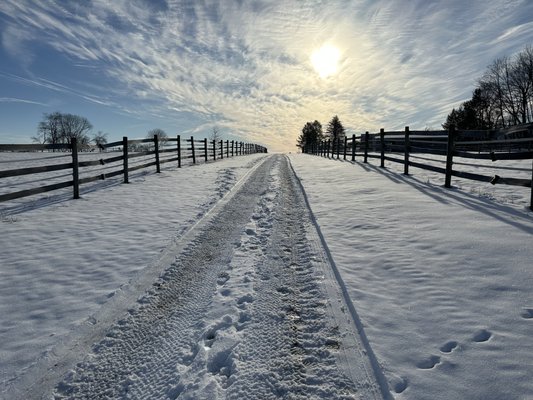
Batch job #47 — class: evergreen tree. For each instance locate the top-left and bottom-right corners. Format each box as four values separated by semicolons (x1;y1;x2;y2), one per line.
325;115;346;143
297;120;322;152
442;89;495;130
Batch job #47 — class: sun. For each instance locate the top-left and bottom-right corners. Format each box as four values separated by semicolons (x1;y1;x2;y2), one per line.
311;44;340;78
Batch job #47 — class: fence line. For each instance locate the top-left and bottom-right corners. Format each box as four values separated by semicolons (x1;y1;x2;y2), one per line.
0;135;267;203
303;124;533;210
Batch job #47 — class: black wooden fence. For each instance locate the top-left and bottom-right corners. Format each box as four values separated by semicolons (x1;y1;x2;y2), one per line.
304;124;533;210
0;135;267;203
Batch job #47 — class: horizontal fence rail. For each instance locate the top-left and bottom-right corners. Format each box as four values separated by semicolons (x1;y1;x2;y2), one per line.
0;135;267;203
303;124;533;210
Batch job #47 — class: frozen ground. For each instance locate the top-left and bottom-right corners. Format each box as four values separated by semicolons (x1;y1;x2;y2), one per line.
1;151;532;399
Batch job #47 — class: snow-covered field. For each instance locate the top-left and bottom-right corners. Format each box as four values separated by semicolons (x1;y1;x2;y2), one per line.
1;151;532;399
0;146;190;201
289;153;533;399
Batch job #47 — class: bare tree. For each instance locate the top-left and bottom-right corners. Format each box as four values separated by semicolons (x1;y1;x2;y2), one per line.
511;46;533;123
448;45;533;129
35;112;92;149
36;112;62;145
59;113;93;146
146;128;168;147
92;131;108;151
210;127;222;142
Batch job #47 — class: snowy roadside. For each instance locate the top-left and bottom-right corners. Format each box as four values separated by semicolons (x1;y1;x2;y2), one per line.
0;154;267;394
288;153;533;400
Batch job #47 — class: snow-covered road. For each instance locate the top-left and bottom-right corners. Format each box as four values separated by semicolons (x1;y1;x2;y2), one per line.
14;155;383;399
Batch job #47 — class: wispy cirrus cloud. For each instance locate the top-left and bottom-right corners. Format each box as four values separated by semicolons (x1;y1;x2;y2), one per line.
0;97;47;106
0;0;531;150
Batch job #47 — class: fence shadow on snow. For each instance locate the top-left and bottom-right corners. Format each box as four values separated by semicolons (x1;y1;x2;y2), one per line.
303;123;533;212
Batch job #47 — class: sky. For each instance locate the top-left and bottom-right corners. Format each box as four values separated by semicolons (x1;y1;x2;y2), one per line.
0;0;532;152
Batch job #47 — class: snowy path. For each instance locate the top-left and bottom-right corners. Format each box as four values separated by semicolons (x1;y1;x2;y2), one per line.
21;155;383;399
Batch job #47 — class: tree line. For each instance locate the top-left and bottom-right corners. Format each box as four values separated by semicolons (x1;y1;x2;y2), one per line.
444;45;533;130
32;112;169;151
297;115;346;151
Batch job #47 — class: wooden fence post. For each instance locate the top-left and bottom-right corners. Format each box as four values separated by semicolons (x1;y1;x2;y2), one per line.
380;128;385;168
231;140;234;157
154;134;160;173
212;140;216;160
351;134;356;161
204;138;208;162
123;136;129;182
177;135;181;168
226;140;229;157
530;160;533;211
445;125;456;188
364;132;369;163
343;136;348;160
220;140;224;159
404;126;410;175
71;138;80;199
191;136;196;164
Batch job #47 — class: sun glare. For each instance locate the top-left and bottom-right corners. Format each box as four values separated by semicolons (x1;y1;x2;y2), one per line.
311;44;340;78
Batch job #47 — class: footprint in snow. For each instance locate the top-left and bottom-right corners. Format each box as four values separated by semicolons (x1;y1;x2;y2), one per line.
472;329;492;343
416;355;441;369
440;341;458;353
276;286;292;295
217;272;230;285
237;294;254;306
389;374;408;394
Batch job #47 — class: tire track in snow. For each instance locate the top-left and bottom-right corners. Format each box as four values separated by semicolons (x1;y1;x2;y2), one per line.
50;156;278;400
222;156;378;399
49;155;382;399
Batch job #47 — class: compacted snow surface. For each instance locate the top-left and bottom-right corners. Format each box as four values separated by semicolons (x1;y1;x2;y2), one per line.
1;151;532;399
